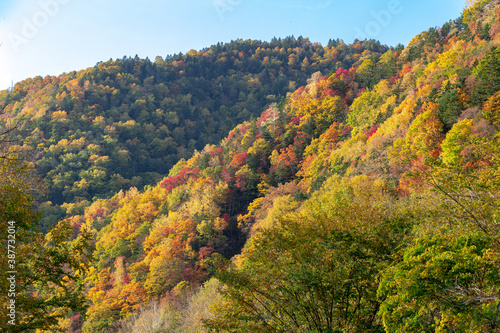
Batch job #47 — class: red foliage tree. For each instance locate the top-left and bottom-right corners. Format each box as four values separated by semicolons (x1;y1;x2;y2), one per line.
161;167;200;192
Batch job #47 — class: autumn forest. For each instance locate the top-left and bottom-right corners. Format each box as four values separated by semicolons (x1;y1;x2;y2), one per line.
1;0;500;332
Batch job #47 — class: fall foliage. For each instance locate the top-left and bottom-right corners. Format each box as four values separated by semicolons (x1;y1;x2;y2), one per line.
2;1;500;332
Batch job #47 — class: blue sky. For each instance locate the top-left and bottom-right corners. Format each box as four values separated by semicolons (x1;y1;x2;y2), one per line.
0;0;465;91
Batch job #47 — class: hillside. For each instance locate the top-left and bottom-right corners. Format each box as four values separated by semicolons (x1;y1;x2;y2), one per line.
2;0;500;332
0;37;389;230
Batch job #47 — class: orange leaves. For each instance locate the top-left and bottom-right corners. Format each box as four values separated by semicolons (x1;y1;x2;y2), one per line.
144;214;196;258
229;152;248;170
271;145;300;182
114;256;127;287
94;185;167;267
170;219;197;257
315;76;336;99
391;103;444;165
298;122;341;181
390;103;444;193
142;225;167;254
279;145;299;168
320;122;341;144
401;64;412;76
483;90;500;127
87;276;148;321
117;281;148;315
289;84;344;137
489;21;500;41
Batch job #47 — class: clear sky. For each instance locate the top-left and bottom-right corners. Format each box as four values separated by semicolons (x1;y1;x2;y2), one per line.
0;0;465;91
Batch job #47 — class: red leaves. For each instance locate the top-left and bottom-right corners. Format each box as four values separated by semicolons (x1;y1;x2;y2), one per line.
209;147;224;156
227;131;237;142
292;116;302;125
161;167;200;192
257;106;279;127
235;175;247;190
323;88;338;97
221;167;232;184
364;124;380;138
294;132;310;150
356;88;367;97
390;74;400;86
239;126;250;135
335;66;357;83
414;107;424;117
69;314;83;333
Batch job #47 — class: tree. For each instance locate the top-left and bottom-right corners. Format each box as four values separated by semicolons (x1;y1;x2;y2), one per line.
378;233;500;332
437;83;463;131
423;103;500;239
473;46;500;101
0;137;93;332
206;176;412;332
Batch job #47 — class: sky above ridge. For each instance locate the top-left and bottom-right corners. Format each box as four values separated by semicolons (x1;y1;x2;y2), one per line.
0;0;465;90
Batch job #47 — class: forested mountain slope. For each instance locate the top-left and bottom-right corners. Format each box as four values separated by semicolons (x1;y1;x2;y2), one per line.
2;0;500;332
0;37;389;229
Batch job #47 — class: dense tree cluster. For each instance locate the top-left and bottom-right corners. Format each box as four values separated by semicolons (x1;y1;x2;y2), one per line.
0;37;390;231
0;128;93;332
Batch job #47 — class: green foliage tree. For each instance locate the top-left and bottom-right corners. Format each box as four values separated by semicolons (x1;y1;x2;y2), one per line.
473;46;500;101
206;176;412;333
0;141;93;332
437;83;463;131
378;233;500;332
